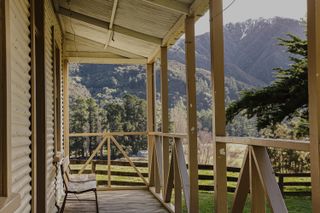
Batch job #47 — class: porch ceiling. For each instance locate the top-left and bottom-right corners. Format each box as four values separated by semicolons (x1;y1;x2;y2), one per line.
53;0;208;64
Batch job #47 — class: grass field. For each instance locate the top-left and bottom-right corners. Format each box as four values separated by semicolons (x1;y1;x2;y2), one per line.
194;191;311;213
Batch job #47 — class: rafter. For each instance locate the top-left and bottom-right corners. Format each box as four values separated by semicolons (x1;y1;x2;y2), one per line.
57;7;162;45
104;0;119;48
67;55;147;64
139;0;190;14
64;33;146;59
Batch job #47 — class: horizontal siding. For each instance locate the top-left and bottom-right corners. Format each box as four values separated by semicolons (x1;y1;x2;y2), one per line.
9;0;32;212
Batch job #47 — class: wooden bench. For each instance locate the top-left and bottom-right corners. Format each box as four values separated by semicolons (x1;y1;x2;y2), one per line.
60;157;99;213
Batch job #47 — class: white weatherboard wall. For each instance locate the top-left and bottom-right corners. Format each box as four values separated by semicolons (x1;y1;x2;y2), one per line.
9;0;32;212
45;0;64;212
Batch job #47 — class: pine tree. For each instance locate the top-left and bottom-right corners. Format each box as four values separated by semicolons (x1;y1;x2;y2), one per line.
226;34;308;135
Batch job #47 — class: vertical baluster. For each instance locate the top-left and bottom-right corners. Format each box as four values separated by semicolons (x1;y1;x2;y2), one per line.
174;143;182;213
108;135;111;188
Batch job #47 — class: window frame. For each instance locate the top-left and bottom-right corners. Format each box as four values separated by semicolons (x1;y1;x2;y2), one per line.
52;26;62;154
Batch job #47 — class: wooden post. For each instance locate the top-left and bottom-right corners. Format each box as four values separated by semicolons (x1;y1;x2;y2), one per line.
307;0;320;211
185;15;199;212
0;0;11;197
35;0;46;211
278;174;284;196
30;0;37;211
210;0;228;212
161;46;169;195
63;60;69;157
91;161;96;173
146;63;155;184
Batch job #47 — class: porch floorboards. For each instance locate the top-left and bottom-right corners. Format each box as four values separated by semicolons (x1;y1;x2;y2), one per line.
64;189;169;213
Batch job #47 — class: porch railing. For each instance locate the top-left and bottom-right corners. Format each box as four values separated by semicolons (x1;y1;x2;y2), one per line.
69;132;311;213
69;159;311;196
215;136;310;213
69;131;148;190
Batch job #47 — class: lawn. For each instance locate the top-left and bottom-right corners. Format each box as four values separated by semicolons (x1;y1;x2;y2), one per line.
193;191;311;213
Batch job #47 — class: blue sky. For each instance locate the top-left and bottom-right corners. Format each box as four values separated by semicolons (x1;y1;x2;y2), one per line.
195;0;307;35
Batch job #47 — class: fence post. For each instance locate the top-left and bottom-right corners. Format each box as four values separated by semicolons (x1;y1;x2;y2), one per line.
92;161;96;174
278;174;284;197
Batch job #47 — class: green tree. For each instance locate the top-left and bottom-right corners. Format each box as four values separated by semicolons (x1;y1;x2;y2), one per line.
86;98;101;155
226;34;310;172
70;98;89;158
226;34;308;135
122;94;147;154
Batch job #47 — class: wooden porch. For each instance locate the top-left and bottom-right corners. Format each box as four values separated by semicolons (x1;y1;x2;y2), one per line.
1;0;320;212
64;190;169;213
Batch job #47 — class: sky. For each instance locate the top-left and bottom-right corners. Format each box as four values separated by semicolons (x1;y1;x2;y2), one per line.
195;0;307;35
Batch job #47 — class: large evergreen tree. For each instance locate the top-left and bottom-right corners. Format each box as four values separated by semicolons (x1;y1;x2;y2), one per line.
226;35;308;134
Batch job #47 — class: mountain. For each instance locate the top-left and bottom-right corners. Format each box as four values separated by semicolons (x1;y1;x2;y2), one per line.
169;17;305;85
70;17;305;110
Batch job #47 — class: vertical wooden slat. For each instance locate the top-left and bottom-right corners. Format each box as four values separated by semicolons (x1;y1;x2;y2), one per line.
251;146;287;212
146;63;155;184
63;60;69;157
35;0;46;211
154;136;163;193
185;15;199;213
149;137;155;187
30;0;37;210
307;0;320;211
250;147;265;213
210;0;227;212
231;148;250;213
164;151;174;202
174;144;182;213
154;145;161;193
0;0;10;197
160;46;169;196
175;138;191;212
107;136;111;188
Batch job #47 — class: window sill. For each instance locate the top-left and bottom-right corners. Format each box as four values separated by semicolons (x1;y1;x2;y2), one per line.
0;193;21;213
53;151;63;163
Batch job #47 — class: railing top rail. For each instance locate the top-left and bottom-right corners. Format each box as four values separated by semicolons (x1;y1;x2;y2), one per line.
148;132;187;139
69;132;147;137
216;136;310;151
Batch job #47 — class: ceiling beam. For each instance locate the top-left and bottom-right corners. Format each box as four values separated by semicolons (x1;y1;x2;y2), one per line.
64;51;132;59
105;0;119;48
139;0;190;15
67;57;147;64
64;33;147;59
57;7;162;45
